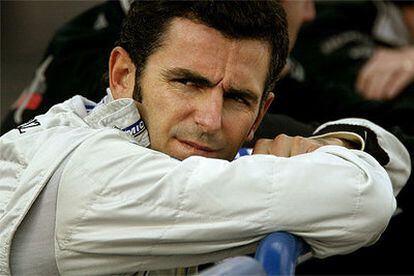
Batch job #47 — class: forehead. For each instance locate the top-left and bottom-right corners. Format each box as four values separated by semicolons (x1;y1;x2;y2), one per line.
148;18;271;96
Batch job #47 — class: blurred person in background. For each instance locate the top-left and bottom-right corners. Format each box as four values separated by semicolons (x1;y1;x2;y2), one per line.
275;0;414;135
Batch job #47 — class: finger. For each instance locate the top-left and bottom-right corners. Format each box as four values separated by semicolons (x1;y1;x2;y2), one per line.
356;64;369;94
356;60;377;97
356;49;390;97
385;71;414;100
270;134;291;157
363;71;394;100
252;139;272;155
290;136;309;156
291;136;325;156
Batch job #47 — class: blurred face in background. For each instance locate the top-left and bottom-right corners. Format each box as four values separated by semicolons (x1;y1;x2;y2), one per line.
401;5;414;42
282;0;316;51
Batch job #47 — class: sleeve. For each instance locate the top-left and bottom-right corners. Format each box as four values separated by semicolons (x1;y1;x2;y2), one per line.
54;129;396;274
313;118;411;196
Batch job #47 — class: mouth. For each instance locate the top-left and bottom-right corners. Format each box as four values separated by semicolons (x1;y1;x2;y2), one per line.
176;139;220;157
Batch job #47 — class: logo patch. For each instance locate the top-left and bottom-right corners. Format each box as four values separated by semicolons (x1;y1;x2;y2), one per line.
122;120;146;137
16;118;41;134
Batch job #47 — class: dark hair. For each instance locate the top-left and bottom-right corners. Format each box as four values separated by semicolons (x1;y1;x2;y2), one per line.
116;0;289;103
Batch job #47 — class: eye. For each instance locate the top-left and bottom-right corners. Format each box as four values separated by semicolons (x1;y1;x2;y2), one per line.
225;93;250;106
175;78;199;88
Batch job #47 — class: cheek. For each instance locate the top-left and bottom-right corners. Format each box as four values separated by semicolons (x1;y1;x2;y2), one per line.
145;84;187;117
223;112;255;142
147;92;192;136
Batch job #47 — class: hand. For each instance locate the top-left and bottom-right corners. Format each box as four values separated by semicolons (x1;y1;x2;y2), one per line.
356;47;414;101
252;134;355;157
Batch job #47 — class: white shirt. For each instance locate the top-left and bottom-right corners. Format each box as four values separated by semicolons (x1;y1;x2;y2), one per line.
0;92;410;275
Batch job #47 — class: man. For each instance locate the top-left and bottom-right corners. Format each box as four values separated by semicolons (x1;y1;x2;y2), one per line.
0;1;410;275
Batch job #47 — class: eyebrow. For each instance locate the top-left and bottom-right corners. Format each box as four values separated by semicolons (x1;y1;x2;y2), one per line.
226;88;259;105
162;67;260;104
161;68;215;88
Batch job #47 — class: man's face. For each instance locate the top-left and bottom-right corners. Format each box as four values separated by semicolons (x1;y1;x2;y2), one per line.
282;0;315;50
136;18;272;161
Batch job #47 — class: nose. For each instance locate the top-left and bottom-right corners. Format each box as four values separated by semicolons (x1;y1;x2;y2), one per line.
193;89;223;133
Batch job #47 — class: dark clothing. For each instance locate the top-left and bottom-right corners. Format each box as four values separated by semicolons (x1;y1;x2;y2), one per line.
281;0;414;135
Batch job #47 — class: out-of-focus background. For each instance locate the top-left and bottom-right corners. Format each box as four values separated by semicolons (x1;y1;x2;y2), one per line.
1;1;102;122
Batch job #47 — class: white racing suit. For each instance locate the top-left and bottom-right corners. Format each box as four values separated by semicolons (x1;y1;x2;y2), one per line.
0;91;411;275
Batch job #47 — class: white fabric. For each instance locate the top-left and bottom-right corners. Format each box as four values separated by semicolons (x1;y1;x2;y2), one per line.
0;92;410;275
9;157;67;275
314;118;411;196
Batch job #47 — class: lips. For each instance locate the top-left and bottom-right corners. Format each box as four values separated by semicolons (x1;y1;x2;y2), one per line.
178;139;216;152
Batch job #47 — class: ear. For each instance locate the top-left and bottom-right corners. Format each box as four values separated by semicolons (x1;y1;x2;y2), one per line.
109;46;136;99
246;92;275;142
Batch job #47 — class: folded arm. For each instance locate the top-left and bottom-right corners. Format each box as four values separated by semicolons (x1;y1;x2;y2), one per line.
54;124;402;274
